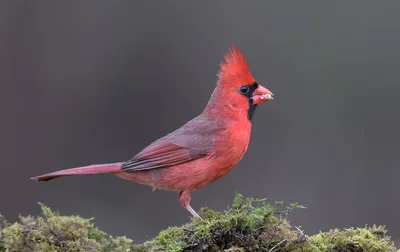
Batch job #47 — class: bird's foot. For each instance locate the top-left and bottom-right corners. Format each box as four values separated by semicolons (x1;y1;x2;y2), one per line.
186;205;203;220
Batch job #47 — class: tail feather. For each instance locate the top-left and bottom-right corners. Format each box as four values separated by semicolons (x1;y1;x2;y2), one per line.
31;162;123;182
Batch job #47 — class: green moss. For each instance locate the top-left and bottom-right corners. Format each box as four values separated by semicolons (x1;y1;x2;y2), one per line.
1;194;398;252
305;225;399;252
153;227;184;252
0;203;137;252
147;194;307;251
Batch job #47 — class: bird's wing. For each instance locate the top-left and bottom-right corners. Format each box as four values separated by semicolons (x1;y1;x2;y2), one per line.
120;137;206;172
120;116;226;172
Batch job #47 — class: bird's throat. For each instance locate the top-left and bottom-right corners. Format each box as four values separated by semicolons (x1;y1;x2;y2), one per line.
247;99;257;122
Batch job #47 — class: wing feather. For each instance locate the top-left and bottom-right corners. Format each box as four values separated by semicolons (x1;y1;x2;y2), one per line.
120;137;206;172
120;115;226;173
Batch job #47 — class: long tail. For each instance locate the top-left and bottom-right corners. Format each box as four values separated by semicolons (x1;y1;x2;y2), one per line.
31;162;124;182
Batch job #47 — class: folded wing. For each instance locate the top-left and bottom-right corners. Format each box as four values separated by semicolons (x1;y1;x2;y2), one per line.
121;116;226;172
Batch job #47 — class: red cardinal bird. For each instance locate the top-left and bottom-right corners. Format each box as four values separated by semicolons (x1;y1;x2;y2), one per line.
31;45;274;218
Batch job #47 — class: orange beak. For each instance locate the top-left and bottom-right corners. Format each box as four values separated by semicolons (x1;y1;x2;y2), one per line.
252;84;274;105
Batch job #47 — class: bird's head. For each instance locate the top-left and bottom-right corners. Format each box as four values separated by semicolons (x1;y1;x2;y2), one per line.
207;45;274;121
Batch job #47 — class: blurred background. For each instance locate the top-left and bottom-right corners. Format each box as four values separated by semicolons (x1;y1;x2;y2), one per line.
1;1;399;245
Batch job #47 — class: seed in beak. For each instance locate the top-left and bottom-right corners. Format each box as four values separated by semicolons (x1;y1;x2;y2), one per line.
261;94;273;100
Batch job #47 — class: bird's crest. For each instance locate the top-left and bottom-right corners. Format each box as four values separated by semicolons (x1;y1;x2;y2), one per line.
217;45;255;88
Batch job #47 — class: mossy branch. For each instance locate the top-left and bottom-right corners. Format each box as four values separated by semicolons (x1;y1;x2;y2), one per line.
0;194;398;252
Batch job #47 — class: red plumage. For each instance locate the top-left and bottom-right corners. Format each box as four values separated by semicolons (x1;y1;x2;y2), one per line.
31;45;274;218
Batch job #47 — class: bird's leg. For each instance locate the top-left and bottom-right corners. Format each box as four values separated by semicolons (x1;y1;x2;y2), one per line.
179;190;202;219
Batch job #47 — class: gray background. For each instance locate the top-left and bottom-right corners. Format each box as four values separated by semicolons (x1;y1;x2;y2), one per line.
1;1;399;245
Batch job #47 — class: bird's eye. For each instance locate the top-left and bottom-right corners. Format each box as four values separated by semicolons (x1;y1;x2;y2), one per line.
239;85;249;94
